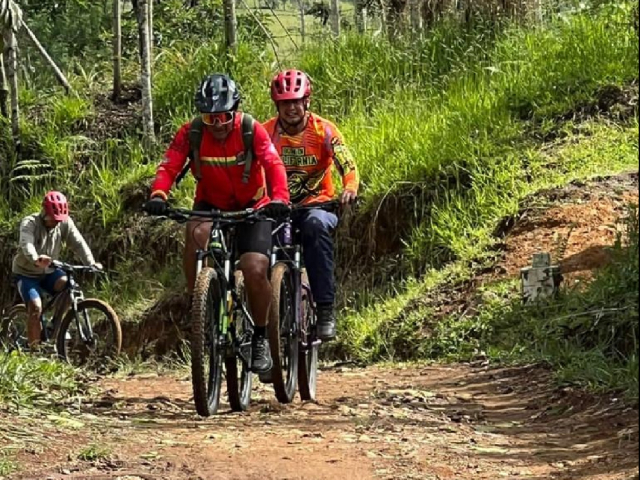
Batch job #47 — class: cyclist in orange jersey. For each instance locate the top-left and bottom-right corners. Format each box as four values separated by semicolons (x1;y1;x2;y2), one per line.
263;69;360;340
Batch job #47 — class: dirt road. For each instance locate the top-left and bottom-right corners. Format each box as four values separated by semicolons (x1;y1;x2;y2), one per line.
2;173;639;480
2;363;638;480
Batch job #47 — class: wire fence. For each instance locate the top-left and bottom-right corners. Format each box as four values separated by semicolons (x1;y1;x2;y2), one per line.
237;0;385;65
236;0;589;66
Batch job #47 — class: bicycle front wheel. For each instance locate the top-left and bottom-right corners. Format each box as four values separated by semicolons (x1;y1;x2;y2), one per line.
191;267;225;417
298;271;319;402
268;263;299;404
226;272;253;412
56;299;122;368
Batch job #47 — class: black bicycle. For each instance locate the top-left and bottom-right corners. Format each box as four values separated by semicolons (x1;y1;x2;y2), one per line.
0;261;122;368
161;207;272;416
268;201;340;403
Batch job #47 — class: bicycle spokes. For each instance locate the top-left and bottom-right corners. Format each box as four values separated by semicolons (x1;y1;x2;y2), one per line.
62;303;119;366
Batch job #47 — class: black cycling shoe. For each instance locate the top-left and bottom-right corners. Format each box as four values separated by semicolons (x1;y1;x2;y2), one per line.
252;335;274;374
317;304;337;341
258;369;274;384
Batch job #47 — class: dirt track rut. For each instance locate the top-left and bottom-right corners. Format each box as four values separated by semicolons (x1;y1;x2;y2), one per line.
3;364;638;480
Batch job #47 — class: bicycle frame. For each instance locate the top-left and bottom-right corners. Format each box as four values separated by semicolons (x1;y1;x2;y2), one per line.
12;263;98;346
193;216;255;365
272;219;317;350
272;201;340;348
66;269;96;344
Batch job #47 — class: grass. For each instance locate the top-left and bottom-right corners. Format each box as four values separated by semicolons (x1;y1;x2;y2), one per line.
0;351;83;410
332;118;638;357
0;1;637;400
0;458;16;476
499;206;640;399
77;444;112;462
343;204;640;400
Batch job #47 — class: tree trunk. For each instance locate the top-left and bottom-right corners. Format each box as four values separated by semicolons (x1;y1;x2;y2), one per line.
136;0;155;148
223;0;238;53
330;0;340;36
355;0;368;32
2;29;19;149
0;48;8;118
148;0;154;62
113;0;123;100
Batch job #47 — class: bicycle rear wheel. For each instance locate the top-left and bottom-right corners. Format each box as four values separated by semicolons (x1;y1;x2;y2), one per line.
268;263;299;404
226;272;253;412
298;271;319;402
0;304;28;351
56;299;122;369
191;267;224;417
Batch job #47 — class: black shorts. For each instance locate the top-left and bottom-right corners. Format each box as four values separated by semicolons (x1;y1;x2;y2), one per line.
193;201;273;258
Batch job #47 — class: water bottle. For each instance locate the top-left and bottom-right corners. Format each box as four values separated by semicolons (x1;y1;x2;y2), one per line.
282;221;292;246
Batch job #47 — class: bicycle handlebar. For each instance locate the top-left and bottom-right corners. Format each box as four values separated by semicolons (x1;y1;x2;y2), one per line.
291;200;342;214
152;199;349;225
161;207;275;224
51;260;104;274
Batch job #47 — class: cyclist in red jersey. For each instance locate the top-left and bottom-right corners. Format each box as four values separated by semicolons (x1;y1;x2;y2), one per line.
145;74;290;373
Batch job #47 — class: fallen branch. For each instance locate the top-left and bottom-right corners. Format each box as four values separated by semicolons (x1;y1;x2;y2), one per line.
550;306;634;323
20;21;73;93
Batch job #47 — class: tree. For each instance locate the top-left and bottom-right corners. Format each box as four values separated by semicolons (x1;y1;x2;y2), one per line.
355;0;368;32
0;45;8;118
113;0;122;100
136;0;155;147
1;0;21;148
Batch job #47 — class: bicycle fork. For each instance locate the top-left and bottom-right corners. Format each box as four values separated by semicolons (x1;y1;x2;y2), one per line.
68;280;95;345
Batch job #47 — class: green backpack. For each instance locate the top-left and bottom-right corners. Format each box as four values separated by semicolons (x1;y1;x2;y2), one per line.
175;113;255;186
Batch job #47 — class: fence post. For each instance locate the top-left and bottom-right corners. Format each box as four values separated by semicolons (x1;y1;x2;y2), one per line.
298;0;306;43
355;0;368;32
224;0;238;52
330;0;340;36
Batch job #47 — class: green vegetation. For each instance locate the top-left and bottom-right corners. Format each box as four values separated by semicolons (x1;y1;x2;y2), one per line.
0;351;82;409
427;207;638;399
0;458;16;476
77;444;112;462
0;1;638;400
335;205;639;401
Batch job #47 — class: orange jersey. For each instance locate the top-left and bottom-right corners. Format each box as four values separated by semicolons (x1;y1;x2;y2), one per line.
263;113;359;205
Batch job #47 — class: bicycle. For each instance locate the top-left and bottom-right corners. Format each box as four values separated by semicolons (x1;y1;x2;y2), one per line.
0;261;122;368
268;201;340;403
161;207;273;416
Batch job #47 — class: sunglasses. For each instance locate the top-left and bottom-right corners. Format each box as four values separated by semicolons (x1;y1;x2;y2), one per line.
202;112;234;126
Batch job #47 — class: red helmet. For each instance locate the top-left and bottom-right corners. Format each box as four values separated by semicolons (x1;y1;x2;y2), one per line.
270;70;312;102
43;191;69;222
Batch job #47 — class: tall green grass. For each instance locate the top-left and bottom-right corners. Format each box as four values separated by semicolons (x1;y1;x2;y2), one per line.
304;8;639;269
0;352;82;409
333;125;638;361
0;4;637;334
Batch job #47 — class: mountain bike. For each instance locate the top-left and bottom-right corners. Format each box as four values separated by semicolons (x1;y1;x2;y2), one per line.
162;207;272;416
268;201;340;403
1;261;122;368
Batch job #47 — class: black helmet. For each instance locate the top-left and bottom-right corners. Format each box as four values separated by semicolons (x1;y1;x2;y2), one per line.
194;74;241;113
